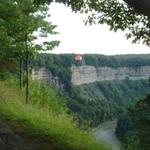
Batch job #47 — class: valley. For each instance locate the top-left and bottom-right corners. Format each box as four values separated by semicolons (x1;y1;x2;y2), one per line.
32;54;150;126
93;120;121;150
1;53;149;150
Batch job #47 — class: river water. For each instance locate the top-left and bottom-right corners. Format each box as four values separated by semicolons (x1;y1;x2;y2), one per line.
93;120;122;150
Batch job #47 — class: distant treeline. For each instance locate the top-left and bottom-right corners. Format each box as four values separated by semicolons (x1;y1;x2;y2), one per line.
32;53;150;68
31;53;150;87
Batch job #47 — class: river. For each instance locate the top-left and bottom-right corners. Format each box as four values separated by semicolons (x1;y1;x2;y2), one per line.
93;120;122;150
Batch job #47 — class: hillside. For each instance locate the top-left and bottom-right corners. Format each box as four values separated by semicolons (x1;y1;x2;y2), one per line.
115;92;150;150
0;78;109;150
71;80;149;126
32;54;150;126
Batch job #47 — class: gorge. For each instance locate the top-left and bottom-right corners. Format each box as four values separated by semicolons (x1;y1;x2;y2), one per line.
32;54;150;126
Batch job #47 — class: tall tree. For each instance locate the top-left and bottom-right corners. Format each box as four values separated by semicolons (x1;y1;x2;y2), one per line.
0;0;21;76
82;0;150;46
0;0;60;103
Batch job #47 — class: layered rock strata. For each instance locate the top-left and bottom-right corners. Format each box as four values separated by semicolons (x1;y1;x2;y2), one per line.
71;65;150;85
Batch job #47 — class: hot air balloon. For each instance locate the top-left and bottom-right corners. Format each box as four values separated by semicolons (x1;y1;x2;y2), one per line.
74;54;82;62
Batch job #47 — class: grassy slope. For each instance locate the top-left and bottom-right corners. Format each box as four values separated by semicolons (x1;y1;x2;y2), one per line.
0;78;110;150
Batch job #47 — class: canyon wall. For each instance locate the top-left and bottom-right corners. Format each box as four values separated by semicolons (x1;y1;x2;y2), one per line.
32;66;150;86
32;67;65;91
71;65;150;85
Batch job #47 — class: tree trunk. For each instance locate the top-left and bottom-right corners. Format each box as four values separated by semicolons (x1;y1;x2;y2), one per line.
25;54;29;104
19;58;23;90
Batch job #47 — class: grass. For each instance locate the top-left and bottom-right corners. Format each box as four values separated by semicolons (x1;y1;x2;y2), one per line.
0;78;110;150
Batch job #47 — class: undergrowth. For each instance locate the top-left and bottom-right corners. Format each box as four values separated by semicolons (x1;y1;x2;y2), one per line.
0;78;110;150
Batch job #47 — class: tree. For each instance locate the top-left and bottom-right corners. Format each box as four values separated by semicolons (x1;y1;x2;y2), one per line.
16;0;60;103
129;95;150;150
41;0;150;46
0;0;21;77
124;0;150;17
0;0;60;103
116;94;150;150
81;0;150;46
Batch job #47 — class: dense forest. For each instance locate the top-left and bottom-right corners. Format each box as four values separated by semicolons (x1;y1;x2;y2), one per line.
31;53;150;150
69;80;150;126
1;0;149;150
116;94;150;150
32;54;150;127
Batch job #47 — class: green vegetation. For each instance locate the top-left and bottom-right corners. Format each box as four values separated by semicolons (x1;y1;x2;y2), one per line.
33;53;150;68
32;53;150;92
32;54;150;126
69;80;150;126
115;95;150;150
0;77;109;150
0;0;149;149
0;0;60;103
44;0;150;45
32;54;82;90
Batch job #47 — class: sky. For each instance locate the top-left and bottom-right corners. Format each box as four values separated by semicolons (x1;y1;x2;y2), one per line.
47;3;150;55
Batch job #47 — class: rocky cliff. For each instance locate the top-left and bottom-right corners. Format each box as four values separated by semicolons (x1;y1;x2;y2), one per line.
0;120;28;150
32;66;150;86
32;67;66;91
71;65;150;85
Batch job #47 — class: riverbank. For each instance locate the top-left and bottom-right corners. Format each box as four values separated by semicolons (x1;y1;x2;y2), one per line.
93;120;121;150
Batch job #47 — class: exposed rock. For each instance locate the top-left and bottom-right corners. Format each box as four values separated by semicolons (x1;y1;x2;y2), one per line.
31;66;150;86
32;67;66;91
71;65;150;85
0;121;28;150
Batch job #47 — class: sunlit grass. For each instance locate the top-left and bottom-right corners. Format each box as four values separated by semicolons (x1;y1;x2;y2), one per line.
0;79;110;150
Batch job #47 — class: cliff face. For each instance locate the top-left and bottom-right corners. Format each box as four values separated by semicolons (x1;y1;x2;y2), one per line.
71;65;150;85
32;67;66;91
32;66;150;86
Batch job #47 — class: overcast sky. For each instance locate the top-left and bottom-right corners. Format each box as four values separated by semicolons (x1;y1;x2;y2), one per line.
47;3;150;55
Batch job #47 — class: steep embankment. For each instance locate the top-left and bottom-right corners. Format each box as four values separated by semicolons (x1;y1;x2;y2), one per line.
0;79;109;150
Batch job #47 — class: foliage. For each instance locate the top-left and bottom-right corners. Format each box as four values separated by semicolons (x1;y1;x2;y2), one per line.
32;54;150;126
115;94;150;150
115;114;135;142
0;0;59;59
32;53;150;90
0;0;60;102
32;53;79;91
43;0;150;46
124;0;150;17
129;94;150;150
0;78;110;150
0;0;17;59
69;80;150;127
82;0;150;46
32;53;150;84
